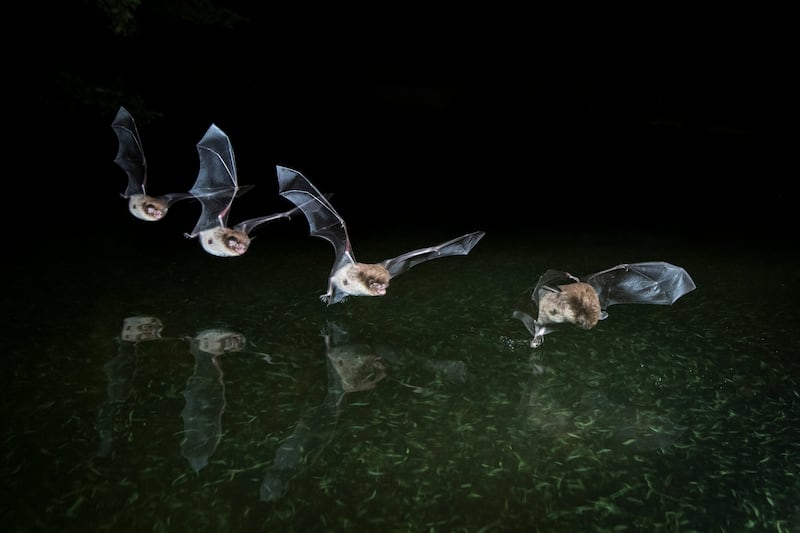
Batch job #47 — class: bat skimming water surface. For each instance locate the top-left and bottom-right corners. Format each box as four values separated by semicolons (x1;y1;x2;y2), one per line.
513;262;697;347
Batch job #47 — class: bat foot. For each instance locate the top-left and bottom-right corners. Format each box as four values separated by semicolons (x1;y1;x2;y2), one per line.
530;335;545;348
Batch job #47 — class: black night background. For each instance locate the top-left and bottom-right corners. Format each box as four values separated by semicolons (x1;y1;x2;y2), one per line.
8;4;798;248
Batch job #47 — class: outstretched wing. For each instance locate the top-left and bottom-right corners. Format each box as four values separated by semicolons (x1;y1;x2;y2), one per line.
583;261;697;308
111;106;147;198
187;124;250;237
191;124;239;194
276;166;354;273
380;231;486;278
233;204;302;236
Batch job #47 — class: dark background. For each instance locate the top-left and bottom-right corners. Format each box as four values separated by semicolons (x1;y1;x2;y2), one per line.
8;3;799;251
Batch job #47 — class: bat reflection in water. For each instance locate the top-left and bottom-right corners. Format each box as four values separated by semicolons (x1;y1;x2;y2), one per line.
518;359;687;453
184;125;300;257
259;325;379;502
180;329;244;473
260;322;461;503
180;328;276;472
513;262;697;347
95;316;167;458
276;166;486;305
111;106;193;221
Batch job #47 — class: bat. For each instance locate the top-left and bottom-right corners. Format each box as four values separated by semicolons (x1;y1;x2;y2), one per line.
323;324;388;406
275;165;486;305
513;262;696;347
119;315;165;343
111;106;193;221
184;124;300;257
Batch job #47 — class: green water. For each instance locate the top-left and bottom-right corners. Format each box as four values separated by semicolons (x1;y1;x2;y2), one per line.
4;227;799;532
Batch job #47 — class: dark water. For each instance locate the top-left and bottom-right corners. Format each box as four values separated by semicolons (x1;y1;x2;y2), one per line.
4;219;800;532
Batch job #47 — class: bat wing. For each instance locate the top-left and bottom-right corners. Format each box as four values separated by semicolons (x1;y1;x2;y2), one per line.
583;261;697;308
511;309;538;338
380;231;486;278
187;124;251;237
190;124;239;195
530;269;580;304
276;166;354;273
111;106;147;197
233;203;302;236
153;192;195;206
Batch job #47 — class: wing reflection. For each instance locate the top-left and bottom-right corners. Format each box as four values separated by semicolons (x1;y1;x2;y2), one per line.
260;321;469;503
518;355;687;453
95;317;273;471
94;316;166;458
259;323;372;503
179;329;248;473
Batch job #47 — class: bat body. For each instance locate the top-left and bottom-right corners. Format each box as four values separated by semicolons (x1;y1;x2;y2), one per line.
513;262;696;347
120;315;164;343
111;106;193;221
184;125;299;257
275;166;486;305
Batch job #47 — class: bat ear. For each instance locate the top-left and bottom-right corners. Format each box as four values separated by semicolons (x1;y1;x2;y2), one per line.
599;311;609;320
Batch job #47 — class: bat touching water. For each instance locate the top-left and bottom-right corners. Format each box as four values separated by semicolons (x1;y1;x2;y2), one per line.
276;165;486;305
184;125;300;257
111;106;193;221
512;262;697;347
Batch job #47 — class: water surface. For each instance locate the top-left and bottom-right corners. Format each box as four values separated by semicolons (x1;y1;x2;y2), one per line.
5;225;799;532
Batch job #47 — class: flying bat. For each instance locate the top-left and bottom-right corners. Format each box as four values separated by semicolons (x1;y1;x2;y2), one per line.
513;262;697;347
275;165;486;305
184;125;299;257
111;106;193;221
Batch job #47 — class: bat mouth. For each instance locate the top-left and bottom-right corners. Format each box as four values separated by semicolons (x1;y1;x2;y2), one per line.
370;283;388;296
225;236;249;255
144;204;166;219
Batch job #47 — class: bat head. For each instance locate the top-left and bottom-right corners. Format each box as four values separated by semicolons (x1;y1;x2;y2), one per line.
198;227;252;257
127;194;170;221
120;316;164;342
328;352;387;393
332;263;392;298
191;329;247;355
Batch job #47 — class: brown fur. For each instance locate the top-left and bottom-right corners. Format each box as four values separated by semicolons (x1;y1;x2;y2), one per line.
537;282;601;329
333;263;391;297
354;263;391;294
329;353;387;392
199;228;251;257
